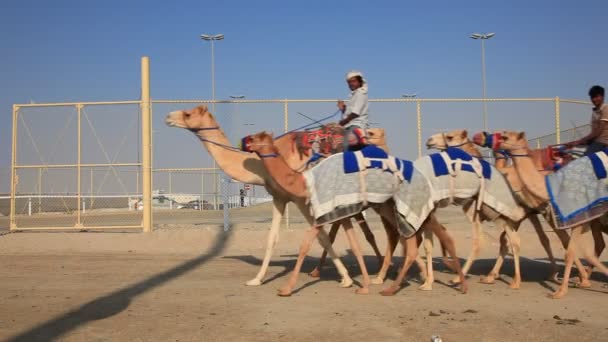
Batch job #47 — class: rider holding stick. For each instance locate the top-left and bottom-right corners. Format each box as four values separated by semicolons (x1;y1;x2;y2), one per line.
338;70;369;151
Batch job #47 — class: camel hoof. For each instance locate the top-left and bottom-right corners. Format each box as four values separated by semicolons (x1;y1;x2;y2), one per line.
245;278;262;286
371;276;385;285
308;268;321;278
575;278;592;288
339;277;354;288
449;276;462;285
379;286;400;296
355;287;369;295
549;290;567;299
277;287;293;297
479;276;496;285
508;282;521;290
418;283;433;291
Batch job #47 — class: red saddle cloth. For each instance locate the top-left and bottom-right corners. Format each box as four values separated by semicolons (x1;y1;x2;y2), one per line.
539;146;576;171
293;124;345;157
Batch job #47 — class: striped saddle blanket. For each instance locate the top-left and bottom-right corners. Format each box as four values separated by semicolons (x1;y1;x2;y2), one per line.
547;149;608;229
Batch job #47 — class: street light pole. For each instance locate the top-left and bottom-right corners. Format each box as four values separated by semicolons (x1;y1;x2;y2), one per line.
200;33;224;113
470;32;495;131
201;33;224;209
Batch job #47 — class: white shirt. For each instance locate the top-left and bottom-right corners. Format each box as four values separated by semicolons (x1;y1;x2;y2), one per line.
343;87;369;129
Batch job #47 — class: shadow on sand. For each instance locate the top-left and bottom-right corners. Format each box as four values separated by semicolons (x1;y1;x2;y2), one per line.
7;230;233;342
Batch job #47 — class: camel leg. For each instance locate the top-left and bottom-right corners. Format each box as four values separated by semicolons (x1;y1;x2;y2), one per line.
451;206;482;284
584;220;606;276
341;219;370;295
551;227;590;287
480;231;507;284
415;234;429;281
371;216;399;284
246;198;286;286
309;221;340;278
315;228;354;288
419;221;435;291
551;226;583;299
294;200;352;288
380;234;419;296
353;213;384;268
529;214;559;282
502;220;522;289
278;226;321;296
428;219;468;294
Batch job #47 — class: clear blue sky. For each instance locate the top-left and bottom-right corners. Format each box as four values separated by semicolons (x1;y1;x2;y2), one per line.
1;0;607;192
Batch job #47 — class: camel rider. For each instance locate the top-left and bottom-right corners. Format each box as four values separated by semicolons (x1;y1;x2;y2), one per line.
337;70;369;151
566;85;608;155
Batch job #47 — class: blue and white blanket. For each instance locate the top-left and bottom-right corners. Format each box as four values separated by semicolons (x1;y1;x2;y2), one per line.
303;146;524;238
546;150;608;229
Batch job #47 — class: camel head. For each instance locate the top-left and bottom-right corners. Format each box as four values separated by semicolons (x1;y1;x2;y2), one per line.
240;131;277;155
474;131;529;152
426;129;469;150
165;105;217;131
367;128;387;150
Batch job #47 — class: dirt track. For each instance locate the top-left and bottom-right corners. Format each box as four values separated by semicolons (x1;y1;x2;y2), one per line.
0;207;607;342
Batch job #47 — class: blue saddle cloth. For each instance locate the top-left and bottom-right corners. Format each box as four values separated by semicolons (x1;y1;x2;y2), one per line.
587;149;608;179
306;152;325;167
343;145;414;182
428;147;492;179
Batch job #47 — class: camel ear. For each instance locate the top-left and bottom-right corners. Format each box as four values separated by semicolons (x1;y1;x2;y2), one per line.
461;130;468;138
196;105;208;113
517;131;526;140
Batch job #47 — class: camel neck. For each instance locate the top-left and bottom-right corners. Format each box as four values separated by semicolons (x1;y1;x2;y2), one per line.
459;141;483;158
508;147;549;201
192;127;267;185
255;144;308;199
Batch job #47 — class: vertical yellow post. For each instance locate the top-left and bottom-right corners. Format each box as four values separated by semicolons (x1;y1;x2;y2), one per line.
554;96;561;144
283;99;290;229
141;56;153;232
416;100;422;158
38;168;42;213
75;104;83;228
9;105;19;230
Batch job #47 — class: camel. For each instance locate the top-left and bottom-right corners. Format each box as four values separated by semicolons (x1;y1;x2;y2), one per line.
416;131;526;289
482;130;608;298
242;131;466;296
427;130;588;285
165;105;401;287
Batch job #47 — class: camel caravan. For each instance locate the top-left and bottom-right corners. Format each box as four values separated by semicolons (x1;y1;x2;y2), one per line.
165;76;608;299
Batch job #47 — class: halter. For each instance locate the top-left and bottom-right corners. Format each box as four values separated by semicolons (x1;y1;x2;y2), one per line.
441;133;471;148
257;153;279;158
188;126;249;153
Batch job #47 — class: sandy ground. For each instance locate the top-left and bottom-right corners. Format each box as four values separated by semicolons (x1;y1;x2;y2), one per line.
0;206;607;342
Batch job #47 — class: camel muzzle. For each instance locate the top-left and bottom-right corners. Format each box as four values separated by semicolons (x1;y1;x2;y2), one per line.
240;136;253;152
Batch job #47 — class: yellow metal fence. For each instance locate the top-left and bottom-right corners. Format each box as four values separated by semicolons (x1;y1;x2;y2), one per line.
8;57;592;232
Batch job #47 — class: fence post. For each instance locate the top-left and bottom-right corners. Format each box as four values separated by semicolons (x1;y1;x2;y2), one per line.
75;104;83;228
554;96;561;144
141;56;153;233
9;105;19;230
222;172;230;231
283;99;290;229
416;100;422;158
